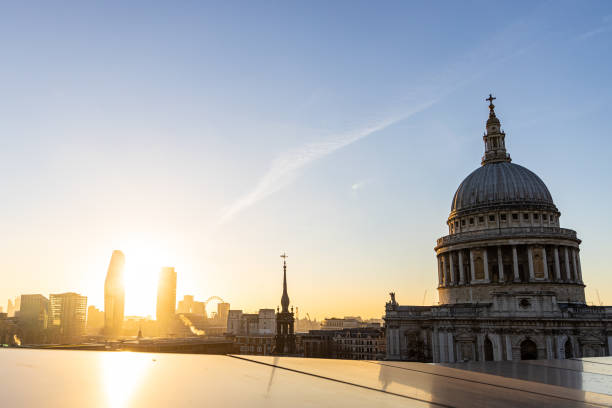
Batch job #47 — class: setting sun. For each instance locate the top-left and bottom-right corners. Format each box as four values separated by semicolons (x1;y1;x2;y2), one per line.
119;241;178;317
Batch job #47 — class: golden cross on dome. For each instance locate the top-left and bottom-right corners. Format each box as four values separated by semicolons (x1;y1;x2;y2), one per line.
486;93;496;107
280;252;288;260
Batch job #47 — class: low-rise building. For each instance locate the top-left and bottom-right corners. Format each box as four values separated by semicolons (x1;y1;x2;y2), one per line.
86;305;104;335
0;313;20;346
333;328;386;360
301;328;385;360
301;330;336;358
227;309;277;336
321;316;383;330
226;308;278;355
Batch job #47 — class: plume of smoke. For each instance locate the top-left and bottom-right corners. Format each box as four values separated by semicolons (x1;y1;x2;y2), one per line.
178;314;205;336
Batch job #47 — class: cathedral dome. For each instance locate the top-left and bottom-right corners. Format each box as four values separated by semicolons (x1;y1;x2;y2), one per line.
449;95;558;217
450;161;556;216
434;95;584;309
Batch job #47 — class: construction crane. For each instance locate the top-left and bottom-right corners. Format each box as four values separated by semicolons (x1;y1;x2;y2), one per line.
596;290;603;306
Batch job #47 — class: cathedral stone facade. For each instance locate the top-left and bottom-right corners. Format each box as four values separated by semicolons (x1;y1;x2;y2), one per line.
385;95;612;362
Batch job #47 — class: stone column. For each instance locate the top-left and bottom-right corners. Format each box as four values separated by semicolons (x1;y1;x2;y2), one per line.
557;335;566;359
505;335;513;361
447;332;455;363
527;246;535;281
542;247;549;280
442;255;448;286
395;329;401;356
432;327;439;363
491;333;502;361
572;249;579;284
497;246;504;283
449;252;455;285
470;249;476;282
438;256;443;287
483;248;490;282
438;330;448;363
546;336;554;360
477;334;484;362
512;246;520;282
554;247;561;280
458;251;465;284
576;250;583;283
564;247;572;281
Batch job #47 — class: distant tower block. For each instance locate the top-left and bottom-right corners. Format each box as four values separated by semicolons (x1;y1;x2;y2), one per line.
156;267;177;337
104;250;125;338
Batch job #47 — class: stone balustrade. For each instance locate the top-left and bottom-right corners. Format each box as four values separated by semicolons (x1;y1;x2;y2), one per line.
436;226;578;248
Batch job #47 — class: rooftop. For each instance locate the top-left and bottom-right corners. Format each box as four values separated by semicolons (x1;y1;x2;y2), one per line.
1;349;610;407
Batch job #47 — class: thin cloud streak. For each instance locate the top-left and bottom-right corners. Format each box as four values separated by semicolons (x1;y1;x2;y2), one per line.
577;24;612;40
218;100;436;225
351;180;369;191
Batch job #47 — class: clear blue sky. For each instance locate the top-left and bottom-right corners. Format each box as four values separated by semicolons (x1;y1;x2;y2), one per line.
1;1;611;318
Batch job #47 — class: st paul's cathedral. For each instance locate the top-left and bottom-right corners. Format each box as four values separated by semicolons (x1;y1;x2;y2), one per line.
385;95;611;362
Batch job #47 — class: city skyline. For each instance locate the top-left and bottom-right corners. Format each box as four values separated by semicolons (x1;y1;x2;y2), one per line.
1;1;612;320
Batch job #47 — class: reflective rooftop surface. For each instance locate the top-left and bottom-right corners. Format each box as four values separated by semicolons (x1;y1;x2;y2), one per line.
440;357;612;396
1;349;611;407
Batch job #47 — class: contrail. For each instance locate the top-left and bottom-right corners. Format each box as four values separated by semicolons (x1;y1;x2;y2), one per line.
217;99;436;225
216;3;558;226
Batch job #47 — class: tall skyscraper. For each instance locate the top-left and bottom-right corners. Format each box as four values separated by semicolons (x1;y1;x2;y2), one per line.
274;253;295;354
104;250;125;338
156;267;177;337
48;292;87;344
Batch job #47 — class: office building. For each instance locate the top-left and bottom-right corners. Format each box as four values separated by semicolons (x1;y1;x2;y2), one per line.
104;250;125;338
217;302;230;327
18;294;49;344
86;305;104;335
156;267;177;336
49;292;87;344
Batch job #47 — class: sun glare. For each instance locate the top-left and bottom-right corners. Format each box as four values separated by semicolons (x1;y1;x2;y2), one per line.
101;352;151;408
119;242;177;317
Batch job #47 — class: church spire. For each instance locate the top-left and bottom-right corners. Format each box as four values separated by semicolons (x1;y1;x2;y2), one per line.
481;93;511;165
280;253;290;313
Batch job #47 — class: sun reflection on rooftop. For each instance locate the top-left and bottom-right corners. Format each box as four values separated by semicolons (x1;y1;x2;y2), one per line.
101;352;151;408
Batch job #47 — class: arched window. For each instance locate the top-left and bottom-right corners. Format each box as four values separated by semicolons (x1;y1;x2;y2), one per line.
484;337;494;361
520;339;538;360
564;339;573;359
